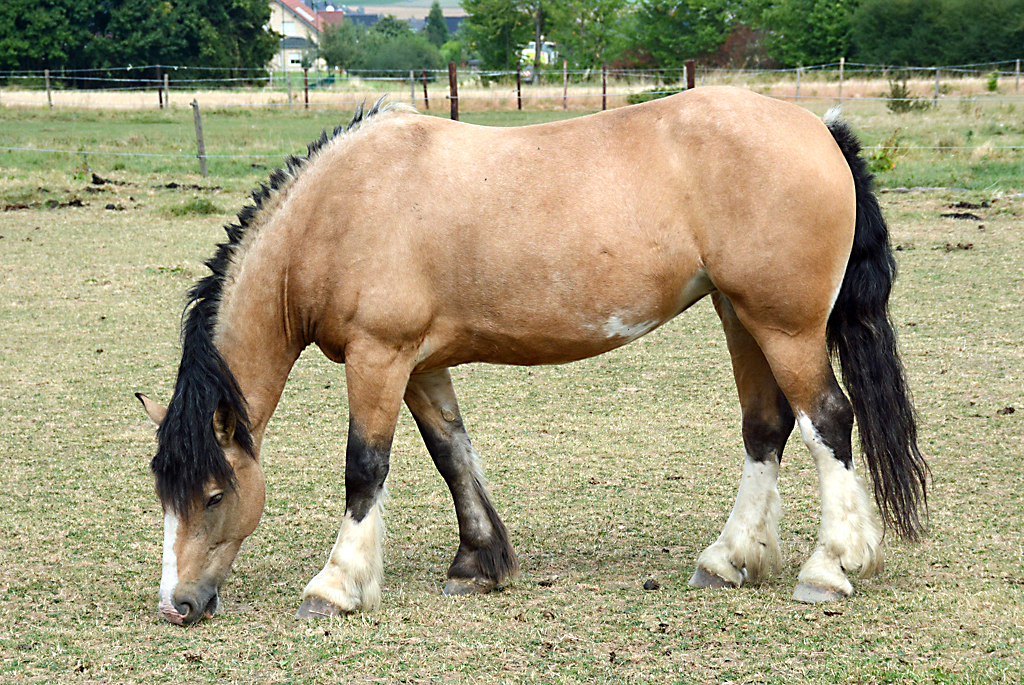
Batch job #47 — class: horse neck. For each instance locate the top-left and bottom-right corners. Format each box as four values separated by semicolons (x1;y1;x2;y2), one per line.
213;247;304;437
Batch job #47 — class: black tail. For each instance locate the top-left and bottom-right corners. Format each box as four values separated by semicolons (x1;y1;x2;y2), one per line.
825;115;929;541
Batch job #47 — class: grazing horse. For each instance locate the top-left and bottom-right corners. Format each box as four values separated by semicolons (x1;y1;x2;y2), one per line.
137;88;927;625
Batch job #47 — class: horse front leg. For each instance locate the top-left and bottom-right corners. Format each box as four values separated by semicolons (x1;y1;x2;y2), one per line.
296;344;412;618
404;369;519;595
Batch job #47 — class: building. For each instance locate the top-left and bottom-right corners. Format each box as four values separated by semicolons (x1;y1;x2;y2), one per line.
269;0;323;71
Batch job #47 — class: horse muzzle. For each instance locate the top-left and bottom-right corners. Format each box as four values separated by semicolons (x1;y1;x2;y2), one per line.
159;585;219;625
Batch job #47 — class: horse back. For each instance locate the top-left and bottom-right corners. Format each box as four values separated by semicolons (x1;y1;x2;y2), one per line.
282;88;855;369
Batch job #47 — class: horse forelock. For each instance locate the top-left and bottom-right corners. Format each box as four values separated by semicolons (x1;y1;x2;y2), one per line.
152;294;255;519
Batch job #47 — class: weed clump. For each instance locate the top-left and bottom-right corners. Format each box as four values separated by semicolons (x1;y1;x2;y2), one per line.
166;197;223;217
886;75;933;114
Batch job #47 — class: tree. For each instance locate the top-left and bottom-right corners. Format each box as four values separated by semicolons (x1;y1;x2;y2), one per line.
87;0;278;80
461;0;534;71
546;0;630;69
633;0;736;70
851;0;1024;66
373;15;412;39
0;0;97;72
758;0;857;67
320;21;363;70
425;1;449;47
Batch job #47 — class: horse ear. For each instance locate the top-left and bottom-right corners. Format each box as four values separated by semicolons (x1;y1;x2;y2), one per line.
136;393;167;426
213;406;237;448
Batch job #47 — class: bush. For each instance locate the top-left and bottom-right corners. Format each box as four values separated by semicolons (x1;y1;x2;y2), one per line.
625;86;682;105
885;75;932;114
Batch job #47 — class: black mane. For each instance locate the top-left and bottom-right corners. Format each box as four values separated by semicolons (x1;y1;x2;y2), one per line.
151;99;390;517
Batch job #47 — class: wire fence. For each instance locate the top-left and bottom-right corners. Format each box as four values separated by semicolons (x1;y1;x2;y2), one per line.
3;58;1024;107
3;59;1024;174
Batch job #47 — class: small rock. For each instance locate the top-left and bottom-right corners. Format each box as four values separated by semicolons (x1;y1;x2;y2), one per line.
643;578;660;591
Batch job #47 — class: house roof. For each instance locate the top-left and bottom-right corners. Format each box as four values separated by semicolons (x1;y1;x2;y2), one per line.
275;0;323;33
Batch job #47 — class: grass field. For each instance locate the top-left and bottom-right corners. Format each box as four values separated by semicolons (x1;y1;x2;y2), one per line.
0;97;1022;683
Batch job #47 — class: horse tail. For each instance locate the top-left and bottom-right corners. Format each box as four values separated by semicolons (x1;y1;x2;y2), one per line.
824;112;929;541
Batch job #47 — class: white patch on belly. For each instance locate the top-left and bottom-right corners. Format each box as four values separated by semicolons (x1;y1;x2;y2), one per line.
602;315;659;342
158;511;184;623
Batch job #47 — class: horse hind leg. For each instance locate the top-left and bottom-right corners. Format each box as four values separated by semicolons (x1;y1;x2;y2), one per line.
754;325;883;602
690;293;792;589
404;369;519;595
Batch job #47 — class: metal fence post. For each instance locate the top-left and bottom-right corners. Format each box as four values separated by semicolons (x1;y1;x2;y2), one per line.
45;69;52;108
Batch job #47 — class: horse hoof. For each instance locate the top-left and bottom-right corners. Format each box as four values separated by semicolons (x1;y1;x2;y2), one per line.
688;566;737;589
295;595;347;619
792;582;847;604
442;577;496;596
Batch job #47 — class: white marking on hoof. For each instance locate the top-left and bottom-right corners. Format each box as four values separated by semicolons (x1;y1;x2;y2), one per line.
301;498;385;613
795;413;883;599
602;315;659;343
693;454;782;587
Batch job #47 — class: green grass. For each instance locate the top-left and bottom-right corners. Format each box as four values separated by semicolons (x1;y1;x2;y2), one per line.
0;99;1022;683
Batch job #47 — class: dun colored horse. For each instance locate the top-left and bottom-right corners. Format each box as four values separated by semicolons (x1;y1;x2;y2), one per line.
137;88;927;625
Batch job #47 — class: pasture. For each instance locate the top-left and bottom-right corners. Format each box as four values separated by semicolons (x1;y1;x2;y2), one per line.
0;98;1022;683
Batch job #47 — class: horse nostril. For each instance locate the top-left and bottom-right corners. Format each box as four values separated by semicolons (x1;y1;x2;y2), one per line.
175;599;196;619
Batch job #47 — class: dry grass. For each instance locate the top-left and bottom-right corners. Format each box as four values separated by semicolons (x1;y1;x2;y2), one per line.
0;107;1022;683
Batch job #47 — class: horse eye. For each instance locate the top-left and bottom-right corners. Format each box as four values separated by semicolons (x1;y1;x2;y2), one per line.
206;493;224;508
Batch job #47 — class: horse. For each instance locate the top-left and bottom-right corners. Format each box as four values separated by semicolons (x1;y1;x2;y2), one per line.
136;87;928;625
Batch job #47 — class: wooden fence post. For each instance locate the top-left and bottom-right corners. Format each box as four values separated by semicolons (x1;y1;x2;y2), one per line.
164;73;170;108
602;63;607;110
303;68;309;109
686;59;695;90
422;69;430;110
191;99;208;178
516;68;522;110
562;59;568;110
934;67;940;102
45;69;52;108
157;66;163;108
448;62;458;121
838;57;844;101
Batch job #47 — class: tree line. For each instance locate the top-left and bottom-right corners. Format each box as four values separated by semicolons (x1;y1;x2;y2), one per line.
459;0;1024;73
2;0;1022;83
0;0;278;82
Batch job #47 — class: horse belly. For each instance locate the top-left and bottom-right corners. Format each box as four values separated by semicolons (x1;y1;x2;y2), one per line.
414;265;712;370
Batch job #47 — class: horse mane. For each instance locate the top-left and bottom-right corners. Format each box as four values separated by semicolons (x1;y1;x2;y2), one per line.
152;98;411;517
